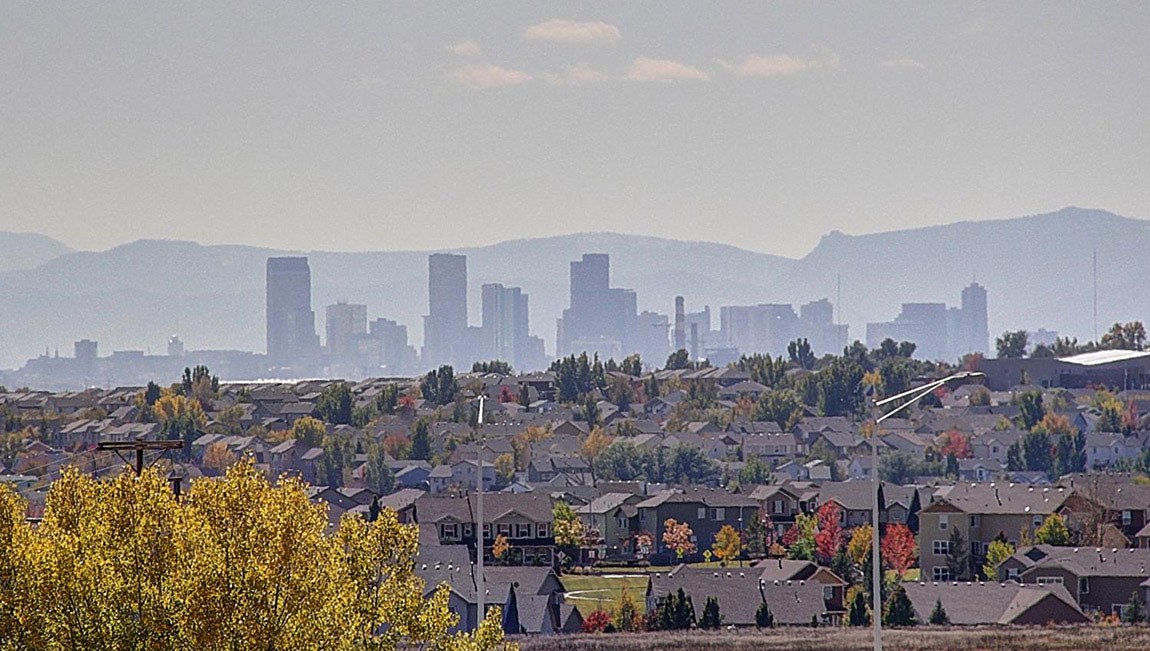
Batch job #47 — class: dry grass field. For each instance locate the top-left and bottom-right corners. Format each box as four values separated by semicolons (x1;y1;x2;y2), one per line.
516;625;1150;651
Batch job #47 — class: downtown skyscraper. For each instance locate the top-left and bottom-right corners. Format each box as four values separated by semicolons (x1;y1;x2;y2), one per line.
422;253;468;368
266;257;320;368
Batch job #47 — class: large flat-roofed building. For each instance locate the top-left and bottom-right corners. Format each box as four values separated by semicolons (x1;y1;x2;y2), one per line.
976;349;1150;391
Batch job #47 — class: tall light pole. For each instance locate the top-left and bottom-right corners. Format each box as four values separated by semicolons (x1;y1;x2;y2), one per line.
476;394;487;627
869;371;983;651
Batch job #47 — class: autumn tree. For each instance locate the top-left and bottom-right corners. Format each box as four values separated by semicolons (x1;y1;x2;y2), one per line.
938;430;972;459
847;524;874;567
712;524;743;564
1035;513;1072;546
553;501;585;550
662;518;696;559
982;538;1015;580
154;391;207;458
290;415;327;448
785;513;818;561
580;426;613;481
203;441;237;475
494;453;515;486
815;501;844;563
881;524;917;578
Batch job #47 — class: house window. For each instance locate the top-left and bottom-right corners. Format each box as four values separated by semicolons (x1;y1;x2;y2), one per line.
1036;576;1064;586
537;522;550;538
1007;568;1019;580
515;523;533;539
483;524;492;540
442;523;458;540
933;567;951;581
939;515;949;530
697;507;706;519
969;515;979;527
497;523;511;537
709;508;726;521
823;586;834;602
1032;515;1043;528
933;540;951;556
773;500;784;514
1123;511;1133;527
463;524;473;538
1079;577;1089;594
1113;604;1128;617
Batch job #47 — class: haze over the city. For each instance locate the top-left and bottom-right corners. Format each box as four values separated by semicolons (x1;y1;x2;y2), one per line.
2;2;1148;255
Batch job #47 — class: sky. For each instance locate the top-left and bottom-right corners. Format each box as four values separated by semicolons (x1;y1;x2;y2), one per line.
1;2;1148;257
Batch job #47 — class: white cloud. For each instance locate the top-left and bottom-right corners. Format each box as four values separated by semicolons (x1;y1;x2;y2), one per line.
880;58;925;69
627;57;709;82
450;63;532;89
524;19;621;44
448;40;482;57
717;54;809;78
543;63;608;86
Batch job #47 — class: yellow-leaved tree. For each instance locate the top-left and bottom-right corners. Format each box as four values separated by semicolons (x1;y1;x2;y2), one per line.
0;460;515;651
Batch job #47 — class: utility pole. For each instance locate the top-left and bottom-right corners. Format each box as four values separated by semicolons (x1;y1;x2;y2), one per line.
96;440;184;477
475;394;487;627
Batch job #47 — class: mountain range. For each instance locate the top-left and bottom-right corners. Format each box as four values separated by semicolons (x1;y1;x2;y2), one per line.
1;206;1147;370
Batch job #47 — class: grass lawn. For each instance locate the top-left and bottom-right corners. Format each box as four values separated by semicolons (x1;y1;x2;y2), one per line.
561;574;651;617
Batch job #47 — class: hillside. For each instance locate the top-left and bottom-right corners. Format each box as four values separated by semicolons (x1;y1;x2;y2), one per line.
0;232;72;272
0;207;1146;369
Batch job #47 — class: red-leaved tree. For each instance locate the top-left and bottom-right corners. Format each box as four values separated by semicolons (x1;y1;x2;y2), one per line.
814;501;843;562
662;518;696;559
881;523;918;577
939;430;973;459
582;609;613;633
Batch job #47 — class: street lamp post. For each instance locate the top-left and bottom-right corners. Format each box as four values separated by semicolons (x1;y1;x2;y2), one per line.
870;371;983;651
476;394;487;627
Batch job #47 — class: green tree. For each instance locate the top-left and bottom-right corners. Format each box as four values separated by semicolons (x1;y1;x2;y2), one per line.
374;383;399;415
787;338;816;370
1101;321;1147;351
314;382;355;425
755;600;774;628
848;588;870;627
290;415;326;448
1123;590;1146;624
928;598;950;625
1021;431;1052;475
420;365;457;406
753;388;806;431
699;597;722;629
410;418;432;461
1014;390;1045;430
946;528;970;580
737;354;789;388
996;330;1029;359
785;513;818;561
738;456;773;485
883;584;917;627
471;360;512;374
363;443;394;495
620;354;643;377
664;349;691;371
1006;441;1024;471
1034;513;1072;546
815;358;866;418
982;538;1015;580
320;435;354;487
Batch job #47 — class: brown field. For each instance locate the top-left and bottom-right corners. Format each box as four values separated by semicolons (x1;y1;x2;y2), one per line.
515;625;1150;651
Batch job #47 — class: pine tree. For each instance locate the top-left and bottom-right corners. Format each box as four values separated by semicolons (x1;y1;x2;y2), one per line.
410;418;432;461
699;597;721;629
674;588;696;629
755;601;774;628
1123;591;1145;624
928;598;950;625
883;585;917;627
848;588;870;627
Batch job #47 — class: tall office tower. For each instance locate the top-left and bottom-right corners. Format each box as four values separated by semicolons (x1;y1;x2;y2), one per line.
636;310;670;366
556;254;638;359
266;257;320;367
325;302;367;362
369;317;419;373
673;296;686;351
719;304;800;355
867;303;949;360
799;298;849;356
960;282;989;356
481;283;530;369
423;253;468;368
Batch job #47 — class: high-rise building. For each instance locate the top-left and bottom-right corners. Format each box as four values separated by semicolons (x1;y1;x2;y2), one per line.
719;299;847;357
866;283;989;361
369;317;419;374
326;302;367;362
481;283;530;368
556;254;638;358
266;257;319;367
423;254;468;368
673;296;686;351
637;311;670;367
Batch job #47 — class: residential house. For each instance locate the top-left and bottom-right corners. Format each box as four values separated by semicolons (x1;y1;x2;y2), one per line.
647;566;843;626
919;483;1074;582
575;492;643;560
997;545;1150;616
635;487;759;560
415;492;556;566
901;581;1087;625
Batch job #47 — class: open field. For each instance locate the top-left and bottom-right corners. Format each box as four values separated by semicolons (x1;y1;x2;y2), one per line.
516;625;1150;651
561;574;651;617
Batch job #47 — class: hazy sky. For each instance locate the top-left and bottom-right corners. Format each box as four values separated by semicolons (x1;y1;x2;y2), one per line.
2;2;1148;257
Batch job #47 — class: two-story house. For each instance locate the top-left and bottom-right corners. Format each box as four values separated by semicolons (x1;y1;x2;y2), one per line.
997;545;1150;617
575;492;643;560
635;487;759;560
415;492;556;566
919;483;1073;582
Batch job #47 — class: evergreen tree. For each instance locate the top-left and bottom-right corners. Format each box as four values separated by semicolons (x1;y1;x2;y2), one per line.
1123;590;1146;624
755;601;774;628
883;584;917;627
906;488;922;534
674;588;696;629
410;418;432;461
945;452;959;479
946;528;971;580
848;589;870;627
1006;441;1024;471
367;496;380;523
928;598;950;625
699;597;721;629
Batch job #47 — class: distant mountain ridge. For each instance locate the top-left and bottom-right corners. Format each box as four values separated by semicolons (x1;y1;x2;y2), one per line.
0;207;1147;370
0;232;73;272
